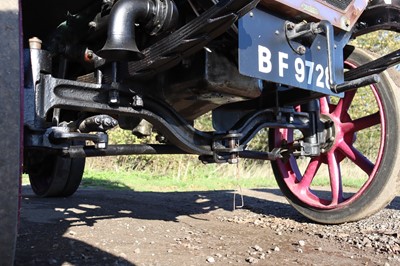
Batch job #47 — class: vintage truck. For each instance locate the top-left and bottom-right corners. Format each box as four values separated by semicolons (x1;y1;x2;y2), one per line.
1;0;400;264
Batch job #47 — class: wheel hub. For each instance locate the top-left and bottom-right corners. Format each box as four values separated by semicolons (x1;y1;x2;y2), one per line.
319;114;336;154
319;106;356;159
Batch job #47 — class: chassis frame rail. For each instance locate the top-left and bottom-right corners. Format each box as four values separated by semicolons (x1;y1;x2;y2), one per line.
26;74;310;156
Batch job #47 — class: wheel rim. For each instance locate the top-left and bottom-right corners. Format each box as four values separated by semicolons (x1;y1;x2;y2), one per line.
273;61;385;210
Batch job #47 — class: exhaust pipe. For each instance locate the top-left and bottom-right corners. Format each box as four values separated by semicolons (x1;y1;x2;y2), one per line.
98;0;178;61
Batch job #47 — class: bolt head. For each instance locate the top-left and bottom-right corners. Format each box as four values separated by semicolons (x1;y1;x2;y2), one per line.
228;158;239;164
86;50;94;59
286;22;295;31
109;98;118;104
296;46;306;55
97;143;106;149
88;21;97;29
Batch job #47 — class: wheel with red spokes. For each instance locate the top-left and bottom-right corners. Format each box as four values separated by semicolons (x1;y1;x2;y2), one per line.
269;48;400;224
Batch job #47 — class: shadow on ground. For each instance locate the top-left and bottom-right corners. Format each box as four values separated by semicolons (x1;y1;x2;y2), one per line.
15;181;399;265
15;181;299;265
387;196;400;211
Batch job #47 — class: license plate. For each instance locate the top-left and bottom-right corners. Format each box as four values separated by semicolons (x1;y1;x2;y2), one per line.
239;8;345;95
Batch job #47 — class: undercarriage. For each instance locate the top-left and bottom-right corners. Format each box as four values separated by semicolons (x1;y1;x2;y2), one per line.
22;0;399;162
2;0;400;263
13;0;400;239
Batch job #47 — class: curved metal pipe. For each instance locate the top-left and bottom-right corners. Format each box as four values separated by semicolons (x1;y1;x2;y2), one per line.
98;0;154;61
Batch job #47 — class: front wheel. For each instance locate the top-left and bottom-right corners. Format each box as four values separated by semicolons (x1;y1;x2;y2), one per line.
25;151;85;197
270;48;400;224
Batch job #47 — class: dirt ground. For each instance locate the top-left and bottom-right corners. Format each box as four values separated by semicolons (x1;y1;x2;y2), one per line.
15;185;400;266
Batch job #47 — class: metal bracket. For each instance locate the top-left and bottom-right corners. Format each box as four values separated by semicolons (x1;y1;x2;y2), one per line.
212;132;243;164
317;21;380;93
285;21;321;55
50;127;109;149
284;20;381;94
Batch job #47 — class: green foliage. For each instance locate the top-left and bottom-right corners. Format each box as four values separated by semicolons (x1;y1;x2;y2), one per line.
353;31;400;55
194;112;214;131
105;128;188;173
346;87;380;159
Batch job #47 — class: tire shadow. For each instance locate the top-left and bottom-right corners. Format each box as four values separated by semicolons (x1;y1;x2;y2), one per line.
387;196;400;210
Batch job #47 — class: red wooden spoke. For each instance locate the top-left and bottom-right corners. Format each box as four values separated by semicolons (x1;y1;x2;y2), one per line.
338;141;374;176
352;112;380;133
327;151;343;205
298;158;322;190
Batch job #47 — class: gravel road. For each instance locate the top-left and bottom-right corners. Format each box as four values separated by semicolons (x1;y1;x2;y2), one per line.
15;186;400;265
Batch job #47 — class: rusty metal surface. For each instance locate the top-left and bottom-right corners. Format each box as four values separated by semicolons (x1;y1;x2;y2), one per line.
259;0;368;31
0;0;21;265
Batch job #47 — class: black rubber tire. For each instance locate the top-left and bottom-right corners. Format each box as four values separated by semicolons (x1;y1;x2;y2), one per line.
269;48;400;224
0;1;21;265
26;152;85;197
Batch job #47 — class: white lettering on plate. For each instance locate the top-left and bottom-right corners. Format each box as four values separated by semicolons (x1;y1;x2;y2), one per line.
257;44;329;89
278;52;288;77
258;45;272;74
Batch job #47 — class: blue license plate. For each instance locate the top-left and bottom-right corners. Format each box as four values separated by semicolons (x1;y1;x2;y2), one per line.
239;8;345;95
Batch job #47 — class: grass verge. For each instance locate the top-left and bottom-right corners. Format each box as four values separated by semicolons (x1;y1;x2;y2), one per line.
81;165;277;192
